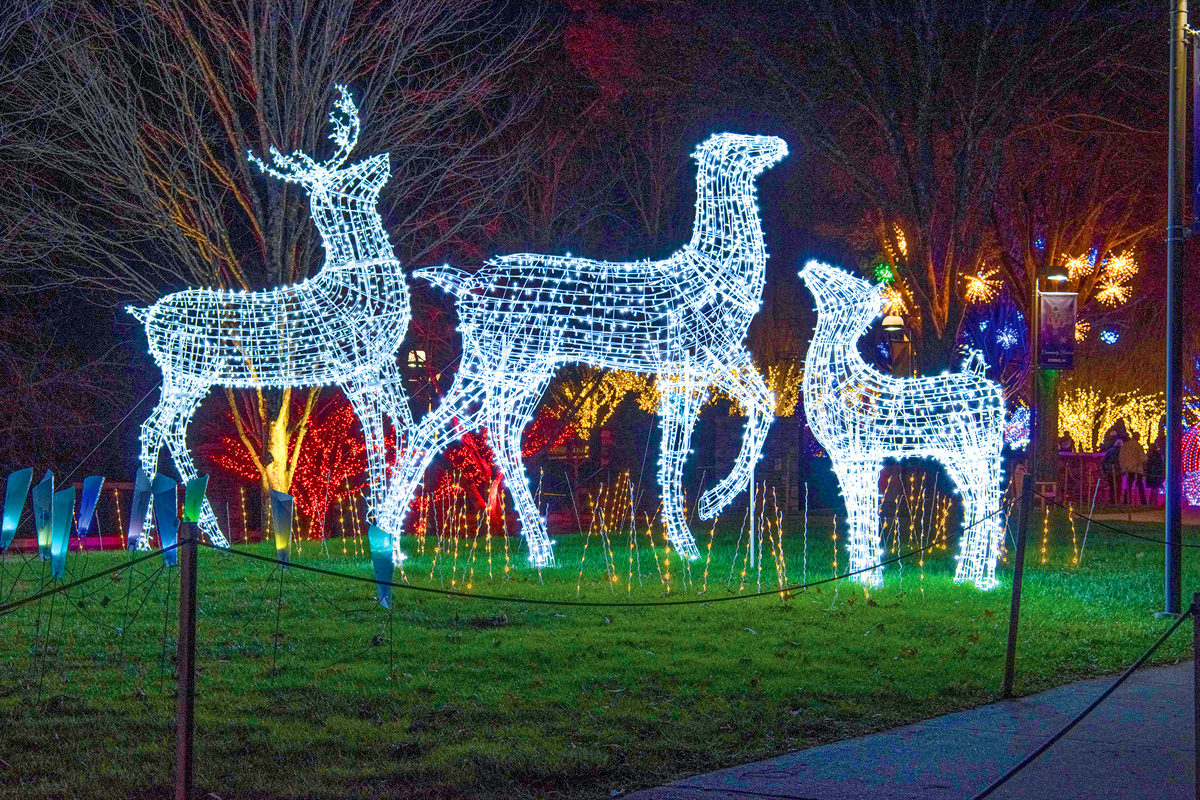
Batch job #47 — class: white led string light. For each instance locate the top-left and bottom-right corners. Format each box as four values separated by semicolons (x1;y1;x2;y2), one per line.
800;261;1006;590
380;134;788;568
129;87;412;547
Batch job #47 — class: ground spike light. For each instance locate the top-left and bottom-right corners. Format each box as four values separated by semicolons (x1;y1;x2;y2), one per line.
381;133;788;568
799;260;1006;590
128;85;412;547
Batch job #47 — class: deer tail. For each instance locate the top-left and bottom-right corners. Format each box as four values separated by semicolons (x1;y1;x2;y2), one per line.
126;304;149;324
414;264;473;297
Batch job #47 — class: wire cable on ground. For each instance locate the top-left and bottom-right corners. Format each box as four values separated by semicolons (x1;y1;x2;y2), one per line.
971;602;1195;800
1035;491;1200;547
197;499;1012;609
0;542;181;617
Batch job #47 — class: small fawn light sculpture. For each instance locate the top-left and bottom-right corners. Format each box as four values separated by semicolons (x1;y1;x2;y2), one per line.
129;87;412;546
799;260;1006;590
381;133;788;568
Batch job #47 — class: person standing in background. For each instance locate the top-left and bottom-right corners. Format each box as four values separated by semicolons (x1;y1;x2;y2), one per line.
1119;431;1147;505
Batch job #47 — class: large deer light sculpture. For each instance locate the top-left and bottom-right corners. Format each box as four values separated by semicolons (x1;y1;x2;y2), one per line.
799;260;1005;589
129;87;412;546
380;133;787;568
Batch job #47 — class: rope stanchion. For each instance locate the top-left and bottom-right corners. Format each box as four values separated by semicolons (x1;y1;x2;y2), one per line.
197;500;1013;610
972;601;1196;800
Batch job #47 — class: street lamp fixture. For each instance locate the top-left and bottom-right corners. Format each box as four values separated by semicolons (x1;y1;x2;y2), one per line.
1044;263;1069;284
881;313;905;334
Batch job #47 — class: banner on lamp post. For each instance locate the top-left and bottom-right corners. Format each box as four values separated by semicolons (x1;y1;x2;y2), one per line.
1039;292;1077;369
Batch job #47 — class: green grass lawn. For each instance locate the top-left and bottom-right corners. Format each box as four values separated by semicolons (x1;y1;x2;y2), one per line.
0;506;1197;799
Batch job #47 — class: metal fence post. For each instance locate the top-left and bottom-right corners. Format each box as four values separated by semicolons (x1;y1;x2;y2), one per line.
1193;592;1198;800
174;530;197;800
1002;474;1035;699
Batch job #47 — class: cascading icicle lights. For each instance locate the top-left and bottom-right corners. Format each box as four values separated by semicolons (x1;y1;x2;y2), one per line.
381;133;788;568
799;261;1006;590
128;86;413;548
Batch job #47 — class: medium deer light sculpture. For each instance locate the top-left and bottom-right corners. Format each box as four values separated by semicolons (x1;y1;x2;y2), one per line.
799;260;1005;589
129;87;412;546
379;133;788;568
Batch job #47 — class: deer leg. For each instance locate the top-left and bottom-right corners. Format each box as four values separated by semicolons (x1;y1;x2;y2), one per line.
830;458;884;587
135;391;174;551
138;392;172;487
377;370;484;542
947;452;1004;590
483;372;555;568
159;389;230;547
657;379;707;561
376;358;415;445
343;382;390;530
698;352;774;520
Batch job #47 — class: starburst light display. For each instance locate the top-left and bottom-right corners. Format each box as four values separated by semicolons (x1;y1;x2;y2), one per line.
800;261;1006;590
1064;249;1138;307
881;283;908;316
964;266;1000;305
381;133;789;568
127;86;412;547
1004;405;1030;450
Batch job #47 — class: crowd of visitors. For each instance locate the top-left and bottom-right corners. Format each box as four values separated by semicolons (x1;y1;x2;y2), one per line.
1095;417;1165;506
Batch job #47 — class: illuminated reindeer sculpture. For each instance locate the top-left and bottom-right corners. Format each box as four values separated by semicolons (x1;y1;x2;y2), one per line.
380;134;788;568
129;87;412;546
799;260;1005;589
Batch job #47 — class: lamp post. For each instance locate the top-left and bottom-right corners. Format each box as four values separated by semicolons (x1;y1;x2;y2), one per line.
1030;264;1069;492
882;313;910;377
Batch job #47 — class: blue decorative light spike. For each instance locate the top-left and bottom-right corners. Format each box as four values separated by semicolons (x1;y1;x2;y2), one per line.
366;524;394;609
127;470;153;551
49;487;75;579
32;470;54;561
182;475;209;525
76;476;105;540
270;490;293;564
152;476;180;567
1;467;33;550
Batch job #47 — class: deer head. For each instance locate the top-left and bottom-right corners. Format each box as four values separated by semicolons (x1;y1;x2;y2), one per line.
800;260;886;342
247;85;362;188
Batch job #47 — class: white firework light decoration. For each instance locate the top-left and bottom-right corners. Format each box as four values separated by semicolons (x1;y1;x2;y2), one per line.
799;261;1006;590
381;133;788;568
129;86;413;547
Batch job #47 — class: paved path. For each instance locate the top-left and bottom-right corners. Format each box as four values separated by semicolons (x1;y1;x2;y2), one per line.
1087;507;1200;526
629;662;1194;800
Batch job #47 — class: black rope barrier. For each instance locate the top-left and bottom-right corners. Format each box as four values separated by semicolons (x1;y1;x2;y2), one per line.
971;602;1196;800
1034;490;1200;548
196;499;1013;609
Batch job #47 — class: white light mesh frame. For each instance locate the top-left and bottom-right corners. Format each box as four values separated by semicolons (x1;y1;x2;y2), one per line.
381;134;788;568
799;261;1006;590
129;87;412;547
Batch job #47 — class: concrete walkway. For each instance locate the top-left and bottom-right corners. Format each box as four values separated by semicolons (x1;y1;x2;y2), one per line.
629;662;1194;800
